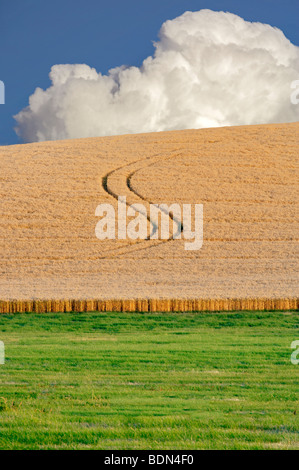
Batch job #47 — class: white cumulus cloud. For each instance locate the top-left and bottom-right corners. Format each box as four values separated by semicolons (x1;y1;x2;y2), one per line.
15;9;299;142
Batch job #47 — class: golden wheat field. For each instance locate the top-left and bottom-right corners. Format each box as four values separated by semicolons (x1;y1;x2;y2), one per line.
0;123;298;312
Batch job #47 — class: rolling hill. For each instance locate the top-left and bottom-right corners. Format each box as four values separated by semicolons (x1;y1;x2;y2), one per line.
0;122;298;311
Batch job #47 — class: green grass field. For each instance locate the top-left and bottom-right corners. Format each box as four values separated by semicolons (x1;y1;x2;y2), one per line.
0;311;298;449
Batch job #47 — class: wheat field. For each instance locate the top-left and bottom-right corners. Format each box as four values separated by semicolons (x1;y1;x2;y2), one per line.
0;123;298;311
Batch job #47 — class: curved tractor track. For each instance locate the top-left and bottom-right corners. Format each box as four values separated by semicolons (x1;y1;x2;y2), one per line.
99;152;185;258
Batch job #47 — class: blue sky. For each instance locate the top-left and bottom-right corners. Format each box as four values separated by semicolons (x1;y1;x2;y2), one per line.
0;0;298;145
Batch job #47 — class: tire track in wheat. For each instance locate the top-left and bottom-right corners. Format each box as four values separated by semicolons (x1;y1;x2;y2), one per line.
98;152;184;258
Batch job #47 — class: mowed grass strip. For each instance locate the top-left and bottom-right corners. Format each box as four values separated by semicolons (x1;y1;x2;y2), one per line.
0;311;298;449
